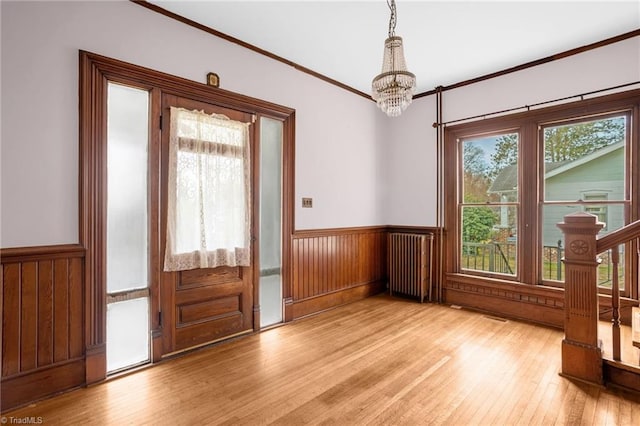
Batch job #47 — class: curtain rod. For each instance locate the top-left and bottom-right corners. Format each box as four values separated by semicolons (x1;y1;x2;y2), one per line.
433;81;640;128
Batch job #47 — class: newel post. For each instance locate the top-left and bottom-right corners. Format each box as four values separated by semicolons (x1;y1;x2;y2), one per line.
557;212;604;384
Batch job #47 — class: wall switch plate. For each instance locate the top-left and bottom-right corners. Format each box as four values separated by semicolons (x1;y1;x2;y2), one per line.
302;197;313;208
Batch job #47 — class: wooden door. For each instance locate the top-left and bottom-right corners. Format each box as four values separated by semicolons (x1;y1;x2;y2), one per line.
160;94;255;354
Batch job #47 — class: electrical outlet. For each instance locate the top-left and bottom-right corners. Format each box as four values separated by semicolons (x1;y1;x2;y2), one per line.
302;197;313;208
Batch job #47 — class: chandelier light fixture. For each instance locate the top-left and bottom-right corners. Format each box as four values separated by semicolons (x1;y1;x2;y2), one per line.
372;0;416;117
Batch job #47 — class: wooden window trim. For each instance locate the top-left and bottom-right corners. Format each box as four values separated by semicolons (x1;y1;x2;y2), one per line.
444;89;640;301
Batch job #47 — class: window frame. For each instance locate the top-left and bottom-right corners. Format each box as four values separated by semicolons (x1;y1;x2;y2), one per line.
538;112;631;289
444;90;640;301
582;193;609;228
164;107;252;269
458;130;521;280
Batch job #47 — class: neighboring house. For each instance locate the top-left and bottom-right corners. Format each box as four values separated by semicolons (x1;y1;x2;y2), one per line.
488;141;625;247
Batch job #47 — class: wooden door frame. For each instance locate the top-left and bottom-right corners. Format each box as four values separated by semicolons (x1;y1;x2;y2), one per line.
79;50;295;384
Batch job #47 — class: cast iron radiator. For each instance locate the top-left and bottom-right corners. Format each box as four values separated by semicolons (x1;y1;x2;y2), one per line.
388;233;433;303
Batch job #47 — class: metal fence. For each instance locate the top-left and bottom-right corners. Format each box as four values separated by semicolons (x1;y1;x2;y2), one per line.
462;240;622;287
461;242;515;275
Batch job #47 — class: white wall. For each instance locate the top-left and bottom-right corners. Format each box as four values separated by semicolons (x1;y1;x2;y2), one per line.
0;1;382;247
2;2;638;246
384;35;640;227
380;97;438;226
443;36;640;123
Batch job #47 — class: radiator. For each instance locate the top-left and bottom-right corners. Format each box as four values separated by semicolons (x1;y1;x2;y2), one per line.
388;233;433;303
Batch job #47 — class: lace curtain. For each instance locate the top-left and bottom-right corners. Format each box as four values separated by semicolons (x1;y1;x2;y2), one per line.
164;107;251;271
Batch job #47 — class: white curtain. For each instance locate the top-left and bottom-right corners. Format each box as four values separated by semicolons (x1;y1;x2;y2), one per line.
164;107;251;271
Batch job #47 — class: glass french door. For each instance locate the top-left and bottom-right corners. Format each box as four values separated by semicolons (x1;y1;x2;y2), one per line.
105;82;151;373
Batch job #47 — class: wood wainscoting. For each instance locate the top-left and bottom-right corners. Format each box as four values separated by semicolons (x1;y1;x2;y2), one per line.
444;273;566;328
444;274;638;330
286;227;388;320
1;245;86;410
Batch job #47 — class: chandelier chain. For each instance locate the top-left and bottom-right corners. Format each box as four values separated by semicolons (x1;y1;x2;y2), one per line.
387;0;397;37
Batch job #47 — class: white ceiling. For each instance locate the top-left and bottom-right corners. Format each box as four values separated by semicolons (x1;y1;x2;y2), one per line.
148;1;640;96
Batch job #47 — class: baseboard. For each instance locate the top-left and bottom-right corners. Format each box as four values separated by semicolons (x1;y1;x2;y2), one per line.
288;280;385;320
85;343;107;385
0;359;85;412
603;359;640;393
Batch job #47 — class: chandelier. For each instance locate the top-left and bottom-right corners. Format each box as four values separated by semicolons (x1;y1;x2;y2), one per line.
371;0;416;117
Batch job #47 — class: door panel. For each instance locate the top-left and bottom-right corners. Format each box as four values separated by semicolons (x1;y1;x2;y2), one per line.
161;94;254;354
174;268;249;349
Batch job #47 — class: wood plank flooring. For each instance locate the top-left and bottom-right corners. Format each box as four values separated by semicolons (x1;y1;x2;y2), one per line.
3;294;640;425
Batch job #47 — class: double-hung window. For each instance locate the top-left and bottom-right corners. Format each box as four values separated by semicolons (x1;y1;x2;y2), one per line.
540;114;629;290
446;91;638;299
459;132;519;277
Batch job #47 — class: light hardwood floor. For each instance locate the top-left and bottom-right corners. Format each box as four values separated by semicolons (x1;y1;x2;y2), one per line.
3;294;639;425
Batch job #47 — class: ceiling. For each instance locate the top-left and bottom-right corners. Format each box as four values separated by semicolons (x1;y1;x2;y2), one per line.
148;1;640;96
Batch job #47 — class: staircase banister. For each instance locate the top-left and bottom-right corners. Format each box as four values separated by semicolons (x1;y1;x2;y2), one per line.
596;219;640;254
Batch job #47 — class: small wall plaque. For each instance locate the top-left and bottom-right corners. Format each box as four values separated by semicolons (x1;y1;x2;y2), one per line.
206;72;220;88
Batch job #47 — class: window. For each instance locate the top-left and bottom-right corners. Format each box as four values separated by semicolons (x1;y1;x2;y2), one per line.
583;193;608;226
105;82;151;373
164;107;252;271
445;91;638;298
541;116;627;288
459;133;518;277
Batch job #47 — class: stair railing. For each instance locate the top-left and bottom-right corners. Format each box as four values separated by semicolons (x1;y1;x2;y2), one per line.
557;213;640;385
595;219;640;362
